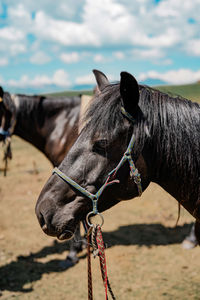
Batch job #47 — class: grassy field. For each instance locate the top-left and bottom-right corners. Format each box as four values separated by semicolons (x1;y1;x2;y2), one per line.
0;83;200;299
157;82;200;104
48;82;200;104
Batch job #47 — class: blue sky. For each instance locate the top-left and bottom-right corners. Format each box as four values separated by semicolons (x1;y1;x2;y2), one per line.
0;0;200;93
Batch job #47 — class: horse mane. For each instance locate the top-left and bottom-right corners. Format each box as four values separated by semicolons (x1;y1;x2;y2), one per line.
139;86;200;176
84;83;200;196
4;92;80;117
15;94;44;116
3;92;17;114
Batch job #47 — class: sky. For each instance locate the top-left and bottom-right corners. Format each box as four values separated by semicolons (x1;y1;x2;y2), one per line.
0;0;200;93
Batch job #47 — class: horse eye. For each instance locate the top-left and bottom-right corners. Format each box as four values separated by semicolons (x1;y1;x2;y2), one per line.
93;139;108;153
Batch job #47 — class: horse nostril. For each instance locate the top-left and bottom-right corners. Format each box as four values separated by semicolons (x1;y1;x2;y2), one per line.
39;213;49;233
38;212;55;236
39;212;45;227
42;223;48;232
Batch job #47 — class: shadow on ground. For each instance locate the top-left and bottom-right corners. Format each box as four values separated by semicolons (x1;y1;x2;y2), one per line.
103;222;193;248
0;222;194;293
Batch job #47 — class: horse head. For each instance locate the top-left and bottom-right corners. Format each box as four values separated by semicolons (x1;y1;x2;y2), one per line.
0;86;15;141
35;70;151;240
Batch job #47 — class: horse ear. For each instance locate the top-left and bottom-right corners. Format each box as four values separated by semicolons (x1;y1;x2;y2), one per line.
120;72;139;115
0;86;4;99
93;69;110;92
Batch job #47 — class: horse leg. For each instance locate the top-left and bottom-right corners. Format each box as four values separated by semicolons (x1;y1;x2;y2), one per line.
194;221;200;245
67;223;83;263
182;222;198;249
59;223;85;269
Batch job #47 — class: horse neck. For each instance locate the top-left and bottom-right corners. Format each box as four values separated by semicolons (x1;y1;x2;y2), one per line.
13;95;46;152
13;95;80;166
141;90;200;204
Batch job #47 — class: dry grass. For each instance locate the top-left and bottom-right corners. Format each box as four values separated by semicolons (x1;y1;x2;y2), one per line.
0;136;199;300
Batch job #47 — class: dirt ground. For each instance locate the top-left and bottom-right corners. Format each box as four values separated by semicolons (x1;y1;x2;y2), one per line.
0;136;199;300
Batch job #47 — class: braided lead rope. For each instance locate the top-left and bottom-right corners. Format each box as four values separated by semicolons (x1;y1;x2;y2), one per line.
107;278;116;300
95;225;116;300
87;232;93;300
91;226;99;258
95;225;108;299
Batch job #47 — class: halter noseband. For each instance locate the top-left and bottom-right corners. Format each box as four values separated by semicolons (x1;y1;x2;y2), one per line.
53;106;142;216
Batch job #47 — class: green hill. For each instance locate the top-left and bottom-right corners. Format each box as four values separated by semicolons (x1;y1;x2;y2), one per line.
47;90;93;98
156;83;200;104
47;83;200;104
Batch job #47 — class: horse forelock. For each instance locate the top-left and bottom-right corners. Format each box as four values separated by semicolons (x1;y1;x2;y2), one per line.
84;83;125;139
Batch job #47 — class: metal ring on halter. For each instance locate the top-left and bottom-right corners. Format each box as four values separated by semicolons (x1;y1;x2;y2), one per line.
86;211;104;228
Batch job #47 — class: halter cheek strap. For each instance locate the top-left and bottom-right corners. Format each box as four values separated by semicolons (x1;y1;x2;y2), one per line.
121;106;136;124
53;109;142;216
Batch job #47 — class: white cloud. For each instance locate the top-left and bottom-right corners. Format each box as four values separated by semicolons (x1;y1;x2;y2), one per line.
1;0;200;91
5;0;83;20
34;11;99;46
0;42;26;56
10;44;27;56
75;73;96;85
75;71;114;85
83;0;134;45
138;68;200;84
185;39;200;56
30;51;51;64
132;48;165;60
6;69;70;88
0;58;9;66
2;0;200;58
27;0;198;58
0;27;25;41
154;0;199;18
131;28;180;48
93;54;106;63
60;52;80;63
113;51;125;60
8;3;32;22
0;75;4;85
131;47;172;65
52;69;70;87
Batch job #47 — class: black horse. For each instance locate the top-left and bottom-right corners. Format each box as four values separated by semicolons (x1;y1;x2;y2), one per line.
0;86;88;265
35;70;200;248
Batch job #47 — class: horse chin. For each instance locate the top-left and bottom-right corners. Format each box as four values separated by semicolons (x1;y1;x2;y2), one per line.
56;217;79;241
57;230;74;241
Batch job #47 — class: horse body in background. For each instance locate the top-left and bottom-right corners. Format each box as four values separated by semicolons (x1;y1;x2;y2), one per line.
0;88;80;165
35;70;200;248
0;87;86;265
